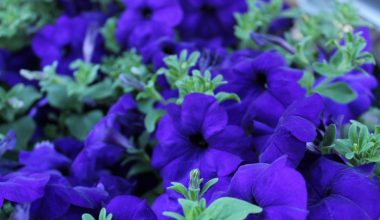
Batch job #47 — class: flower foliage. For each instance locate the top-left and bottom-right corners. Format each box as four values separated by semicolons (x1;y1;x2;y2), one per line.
0;0;379;219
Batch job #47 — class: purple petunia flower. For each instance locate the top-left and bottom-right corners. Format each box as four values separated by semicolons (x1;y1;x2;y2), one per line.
219;50;306;131
116;0;183;48
0;171;50;207
152;191;180;220
30;171;108;220
0;48;39;86
57;0;96;16
302;157;380;219
139;37;194;69
71;94;144;183
220;51;303;101
19;141;71;174
32;13;105;75
178;0;246;46
255;95;323;167
106;195;157;220
152;93;252;187
222;156;308;220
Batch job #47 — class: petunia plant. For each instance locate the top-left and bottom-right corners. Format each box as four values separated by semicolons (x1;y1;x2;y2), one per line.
332;120;380;166
306;32;376;103
235;0;375;104
0;84;40;148
20;60;115;140
159;50;240;104
0;0;59;51
234;0;283;48
175;69;240;104
0;0;380;218
158;50;201;88
164;169;262;220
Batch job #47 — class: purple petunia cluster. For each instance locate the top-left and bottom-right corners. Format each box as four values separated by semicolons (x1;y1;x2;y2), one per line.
0;0;380;219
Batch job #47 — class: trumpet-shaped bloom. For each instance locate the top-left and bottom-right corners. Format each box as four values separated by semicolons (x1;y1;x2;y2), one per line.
116;0;182;48
302;157;380;219
152;93;251;186
256;95;323;167
32;13;104;75
223;156;308;219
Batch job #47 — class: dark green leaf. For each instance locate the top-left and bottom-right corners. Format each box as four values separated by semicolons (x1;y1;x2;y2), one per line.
65;110;103;140
314;82;357;104
321;124;336;147
0;116;35;150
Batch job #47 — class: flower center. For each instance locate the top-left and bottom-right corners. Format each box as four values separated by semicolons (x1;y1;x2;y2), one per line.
189;133;208;149
200;4;216;14
161;43;176;55
140;6;153;19
255;71;267;89
61;45;72;58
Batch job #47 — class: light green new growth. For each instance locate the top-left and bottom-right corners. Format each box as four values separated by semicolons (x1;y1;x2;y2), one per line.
158;50;201;88
333;121;380;166
82;208;113;220
164;169;262;220
234;0;282;48
234;0;375;104
175;70;239;104
160;50;240;104
0;0;59;51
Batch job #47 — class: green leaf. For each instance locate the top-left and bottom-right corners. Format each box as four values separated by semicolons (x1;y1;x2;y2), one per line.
348;121;359;143
367;155;380;163
200;178;218;198
126;162;152;178
200;197;262;220
82;214;95;220
215;92;240;103
44;83;79;111
321;124;336;147
163;212;185;220
358;124;370;147
345;151;355;160
179;199;202;218
71;60;99;85
0;0;59;51
82;79;114;101
298;70;315;91
144;109;166;133
161;50;200;87
100;17;120;53
99;208;113;220
333;139;352;155
314;82;357;104
313;62;344;77
168;182;188;198
82;208;112;220
0;116;35;150
1;84;41;121
65;110;103;140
